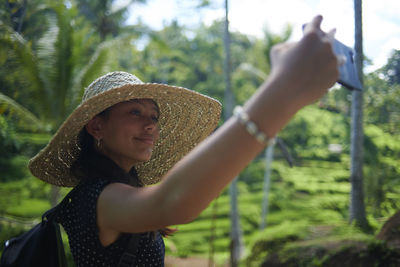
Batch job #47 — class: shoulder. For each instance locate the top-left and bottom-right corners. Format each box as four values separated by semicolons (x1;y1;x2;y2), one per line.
98;182;141;206
76;178;116;195
69;179;129;214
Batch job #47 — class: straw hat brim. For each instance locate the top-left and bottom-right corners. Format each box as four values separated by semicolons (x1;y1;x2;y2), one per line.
28;83;221;187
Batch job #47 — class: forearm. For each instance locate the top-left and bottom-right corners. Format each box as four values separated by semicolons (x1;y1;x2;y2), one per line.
158;73;301;224
156;15;339;225
98;16;339;234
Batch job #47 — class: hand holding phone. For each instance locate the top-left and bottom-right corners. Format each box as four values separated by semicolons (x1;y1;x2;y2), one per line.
332;39;363;90
302;23;363;91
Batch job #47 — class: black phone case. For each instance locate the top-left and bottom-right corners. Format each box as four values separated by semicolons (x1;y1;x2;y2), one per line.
332;39;363;90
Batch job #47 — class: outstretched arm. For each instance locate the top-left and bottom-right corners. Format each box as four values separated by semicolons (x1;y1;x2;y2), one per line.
98;15;339;235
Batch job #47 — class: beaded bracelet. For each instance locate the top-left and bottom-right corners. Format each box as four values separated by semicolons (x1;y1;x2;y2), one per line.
233;106;276;147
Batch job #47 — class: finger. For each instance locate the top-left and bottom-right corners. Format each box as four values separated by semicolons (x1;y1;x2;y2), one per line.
303;15;323;34
326;28;336;43
310;15;323;30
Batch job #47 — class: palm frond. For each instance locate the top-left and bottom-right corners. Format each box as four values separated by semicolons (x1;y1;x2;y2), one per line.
0;23;48;115
35;14;58;95
0;92;45;131
69;36;134;111
49;1;74;124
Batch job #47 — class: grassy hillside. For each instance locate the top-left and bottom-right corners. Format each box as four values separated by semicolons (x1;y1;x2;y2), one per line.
1;149;363;265
165;158;353;263
165;156;399;266
1;106;399;266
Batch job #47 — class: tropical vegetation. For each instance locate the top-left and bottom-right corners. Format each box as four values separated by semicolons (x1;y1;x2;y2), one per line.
1;0;399;266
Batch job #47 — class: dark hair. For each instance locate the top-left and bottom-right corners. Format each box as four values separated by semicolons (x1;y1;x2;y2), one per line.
71;126;143;187
70;112;176;237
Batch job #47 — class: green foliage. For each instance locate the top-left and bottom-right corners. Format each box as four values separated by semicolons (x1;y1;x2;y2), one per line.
262;237;400;267
363;124;400;217
0;115;19;155
381;49;400;85
6;198;50;218
0;0;130;132
279;105;350;160
0;93;44;131
0;177;51;215
364;54;400;135
0;222;26;252
0;155;29;182
244;222;400;267
245;220;311;266
0;0;399;264
0;131;50;182
166;112;400;261
76;0;142;41
128;19;268;109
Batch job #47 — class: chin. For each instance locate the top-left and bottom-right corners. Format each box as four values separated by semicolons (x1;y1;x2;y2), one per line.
134;153;153;163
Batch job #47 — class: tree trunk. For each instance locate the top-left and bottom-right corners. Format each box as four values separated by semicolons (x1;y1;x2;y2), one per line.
349;0;368;230
229;178;243;267
208;199;218;267
224;0;243;265
260;143;275;230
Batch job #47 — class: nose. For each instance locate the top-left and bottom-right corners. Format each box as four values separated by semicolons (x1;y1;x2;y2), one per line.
143;116;157;131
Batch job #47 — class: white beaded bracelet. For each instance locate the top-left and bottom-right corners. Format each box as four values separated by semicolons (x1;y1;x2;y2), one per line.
233;106;276;146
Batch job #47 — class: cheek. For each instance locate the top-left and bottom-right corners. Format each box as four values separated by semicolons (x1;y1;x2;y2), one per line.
103;132;123;149
103;123;131;145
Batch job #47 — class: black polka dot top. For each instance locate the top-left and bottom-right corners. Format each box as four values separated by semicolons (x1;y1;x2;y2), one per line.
58;178;165;267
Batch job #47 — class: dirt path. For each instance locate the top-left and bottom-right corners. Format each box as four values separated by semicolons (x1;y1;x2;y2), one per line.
165;256;229;267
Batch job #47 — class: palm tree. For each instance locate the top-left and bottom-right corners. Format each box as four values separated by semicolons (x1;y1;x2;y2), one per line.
76;0;146;41
222;2;243;266
0;93;43;131
349;0;369;230
1;1;127;206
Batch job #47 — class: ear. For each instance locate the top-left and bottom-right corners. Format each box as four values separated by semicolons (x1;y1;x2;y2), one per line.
85;116;104;140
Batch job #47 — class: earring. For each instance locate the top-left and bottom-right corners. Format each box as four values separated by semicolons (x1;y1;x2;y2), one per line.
96;138;102;149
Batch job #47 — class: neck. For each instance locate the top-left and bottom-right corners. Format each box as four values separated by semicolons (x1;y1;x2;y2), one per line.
96;147;138;173
73;142;142;187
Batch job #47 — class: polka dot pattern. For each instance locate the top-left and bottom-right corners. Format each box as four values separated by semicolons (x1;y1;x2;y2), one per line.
58;178;165;266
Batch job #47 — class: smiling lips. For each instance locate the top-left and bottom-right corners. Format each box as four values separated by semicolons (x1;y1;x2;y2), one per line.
136;136;154;145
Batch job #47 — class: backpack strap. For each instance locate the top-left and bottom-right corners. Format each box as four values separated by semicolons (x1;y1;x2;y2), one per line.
48;188;141;267
43;188;75;221
118;234;140;267
41;189;76;267
54;219;68;267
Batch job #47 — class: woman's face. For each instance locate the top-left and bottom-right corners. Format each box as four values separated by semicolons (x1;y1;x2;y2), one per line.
88;99;160;172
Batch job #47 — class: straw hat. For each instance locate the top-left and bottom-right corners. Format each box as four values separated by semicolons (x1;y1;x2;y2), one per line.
28;71;221;187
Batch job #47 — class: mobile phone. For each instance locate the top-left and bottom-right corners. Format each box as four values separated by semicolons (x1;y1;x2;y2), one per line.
332;39;363;91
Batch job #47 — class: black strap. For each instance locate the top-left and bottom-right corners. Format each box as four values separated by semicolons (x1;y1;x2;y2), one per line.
48;188;141;267
118;234;140;267
42;189;75;267
43;188;75;221
54;220;68;267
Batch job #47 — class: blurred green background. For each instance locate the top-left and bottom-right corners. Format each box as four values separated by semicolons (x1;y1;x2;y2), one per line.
1;0;400;266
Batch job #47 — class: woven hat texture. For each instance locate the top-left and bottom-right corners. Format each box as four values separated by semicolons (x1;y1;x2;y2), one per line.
28;71;221;187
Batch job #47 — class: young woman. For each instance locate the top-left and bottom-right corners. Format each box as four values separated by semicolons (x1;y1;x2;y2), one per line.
28;16;340;266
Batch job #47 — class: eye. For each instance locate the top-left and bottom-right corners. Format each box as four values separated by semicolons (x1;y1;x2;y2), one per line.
130;109;141;116
152;115;159;123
